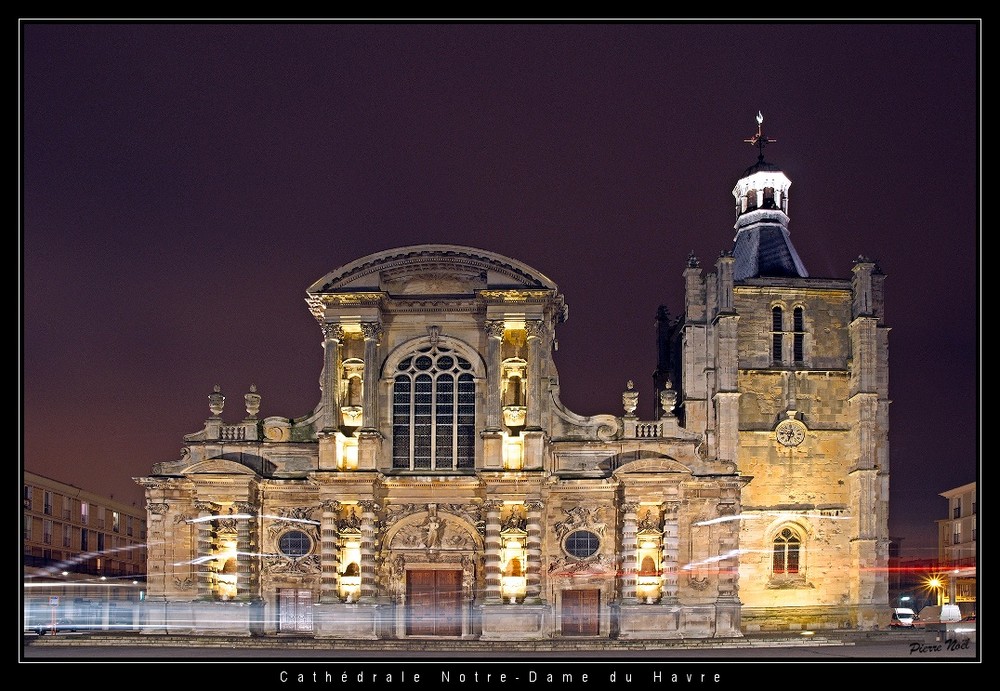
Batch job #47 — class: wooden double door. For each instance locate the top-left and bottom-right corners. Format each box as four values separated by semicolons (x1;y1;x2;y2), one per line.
406;569;463;636
561;589;599;636
278;589;314;633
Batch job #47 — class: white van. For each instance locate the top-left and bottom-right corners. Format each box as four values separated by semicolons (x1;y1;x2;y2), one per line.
891;607;916;627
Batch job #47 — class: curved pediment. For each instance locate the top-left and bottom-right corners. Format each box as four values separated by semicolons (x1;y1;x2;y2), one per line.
183;458;260;476
307;244;559;296
608;453;694;475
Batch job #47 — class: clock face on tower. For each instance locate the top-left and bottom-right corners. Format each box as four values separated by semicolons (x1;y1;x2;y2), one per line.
775;419;806;447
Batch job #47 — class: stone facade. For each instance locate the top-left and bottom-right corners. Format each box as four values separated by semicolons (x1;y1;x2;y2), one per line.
137;131;890;639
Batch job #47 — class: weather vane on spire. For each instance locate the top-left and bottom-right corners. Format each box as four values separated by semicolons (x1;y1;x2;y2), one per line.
744;110;775;162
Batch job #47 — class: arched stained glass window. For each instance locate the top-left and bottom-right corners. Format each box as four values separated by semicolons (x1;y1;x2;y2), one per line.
772;527;801;575
392;346;475;470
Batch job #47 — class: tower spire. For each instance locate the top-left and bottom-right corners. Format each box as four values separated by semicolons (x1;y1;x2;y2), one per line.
730;112;807;280
744;111;776;163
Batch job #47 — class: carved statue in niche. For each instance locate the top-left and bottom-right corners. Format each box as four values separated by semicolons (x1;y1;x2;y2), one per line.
339;507;362;531
638;508;660;531
505;557;523;577
503;510;526;531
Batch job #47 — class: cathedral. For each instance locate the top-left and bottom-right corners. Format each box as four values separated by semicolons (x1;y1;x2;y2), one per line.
137;118;890;640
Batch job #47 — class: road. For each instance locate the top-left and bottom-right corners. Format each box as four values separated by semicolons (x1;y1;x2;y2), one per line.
22;629;977;659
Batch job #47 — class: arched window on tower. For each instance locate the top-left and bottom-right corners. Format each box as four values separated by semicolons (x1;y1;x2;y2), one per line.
771;306;784;363
762;186;776;209
772;527;801;575
793;306;805;363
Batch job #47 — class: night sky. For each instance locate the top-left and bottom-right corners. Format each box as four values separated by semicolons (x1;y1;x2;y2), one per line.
21;21;979;560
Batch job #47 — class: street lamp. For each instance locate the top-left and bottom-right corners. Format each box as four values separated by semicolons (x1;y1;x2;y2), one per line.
923;575;944;607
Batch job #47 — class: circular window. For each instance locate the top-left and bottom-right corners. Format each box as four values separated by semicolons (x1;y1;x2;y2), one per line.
564;530;600;559
278;530;312;558
414;355;433;370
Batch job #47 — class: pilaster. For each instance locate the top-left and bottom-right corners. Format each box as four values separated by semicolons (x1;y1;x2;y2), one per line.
484;500;503;603
621;501;639;603
524;320;543;430
525;499;544;603
321;323;344;431
194;501;215;599
359;500;378;600
360;321;382;434
320;500;340;603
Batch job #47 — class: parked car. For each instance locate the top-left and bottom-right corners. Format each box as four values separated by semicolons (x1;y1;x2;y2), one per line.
890;607;916;627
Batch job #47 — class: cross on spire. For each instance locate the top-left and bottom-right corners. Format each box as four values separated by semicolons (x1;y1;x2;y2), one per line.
744;110;776;162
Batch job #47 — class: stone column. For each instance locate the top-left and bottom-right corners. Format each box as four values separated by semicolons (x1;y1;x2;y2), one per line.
524;320;543;430
359;500;378;600
621;502;639;603
484;320;504;431
321;324;344;431
661;502;680;602
525;500;544;603
484;500;503;603
194;502;215;599
320;500;341;603
235;502;256;600
356;323;384;472
360;322;382;433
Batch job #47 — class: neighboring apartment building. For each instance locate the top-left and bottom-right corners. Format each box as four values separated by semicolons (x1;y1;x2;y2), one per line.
937;481;977;612
22;470;148;630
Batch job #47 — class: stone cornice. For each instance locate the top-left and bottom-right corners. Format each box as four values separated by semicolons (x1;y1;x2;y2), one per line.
478;289;555;303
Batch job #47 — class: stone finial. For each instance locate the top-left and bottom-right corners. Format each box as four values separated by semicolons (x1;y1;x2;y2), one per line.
660;380;677;417
245;384;261;419
687;251;700;268
208;385;225;417
623;380;638;417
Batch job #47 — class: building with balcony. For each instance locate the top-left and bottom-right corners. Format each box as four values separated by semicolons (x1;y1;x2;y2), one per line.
22;470;148;631
937;481;977;614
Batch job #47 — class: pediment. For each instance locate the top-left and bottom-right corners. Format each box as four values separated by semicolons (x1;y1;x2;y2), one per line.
183;458;258;475
609;454;693;475
307;244;559;295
